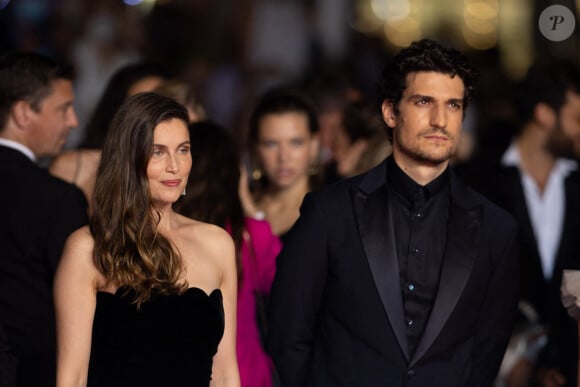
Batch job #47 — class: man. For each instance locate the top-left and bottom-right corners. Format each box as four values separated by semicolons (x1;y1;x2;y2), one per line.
459;61;580;387
268;39;519;387
0;52;88;387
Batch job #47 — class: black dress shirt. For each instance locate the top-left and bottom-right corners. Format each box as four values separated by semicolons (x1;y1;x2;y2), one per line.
387;157;450;356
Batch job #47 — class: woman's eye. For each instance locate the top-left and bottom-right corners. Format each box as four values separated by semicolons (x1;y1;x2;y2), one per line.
261;141;277;148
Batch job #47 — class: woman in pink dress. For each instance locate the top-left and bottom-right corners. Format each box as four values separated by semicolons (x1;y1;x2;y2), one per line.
175;120;281;387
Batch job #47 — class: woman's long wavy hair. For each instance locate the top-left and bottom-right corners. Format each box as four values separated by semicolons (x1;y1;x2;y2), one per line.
91;92;189;305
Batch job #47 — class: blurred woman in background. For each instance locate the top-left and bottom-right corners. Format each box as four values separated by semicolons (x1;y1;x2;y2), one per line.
175;121;281;387
243;87;320;243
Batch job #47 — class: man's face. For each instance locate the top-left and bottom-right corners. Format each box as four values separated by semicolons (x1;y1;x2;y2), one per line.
547;90;580;159
382;71;465;169
27;79;78;157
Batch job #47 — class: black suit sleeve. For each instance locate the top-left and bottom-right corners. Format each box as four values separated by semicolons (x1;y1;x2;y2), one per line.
466;223;519;386
45;186;88;273
268;193;329;387
0;320;16;387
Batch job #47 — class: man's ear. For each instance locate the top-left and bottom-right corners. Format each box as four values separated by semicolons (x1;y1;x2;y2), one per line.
10;100;33;128
533;102;557;132
381;101;396;128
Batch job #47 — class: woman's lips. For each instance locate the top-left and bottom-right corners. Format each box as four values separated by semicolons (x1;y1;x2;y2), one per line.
161;179;181;187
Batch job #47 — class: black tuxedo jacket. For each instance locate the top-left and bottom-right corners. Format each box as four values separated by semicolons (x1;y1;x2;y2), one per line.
0;145;88;387
268;159;519;387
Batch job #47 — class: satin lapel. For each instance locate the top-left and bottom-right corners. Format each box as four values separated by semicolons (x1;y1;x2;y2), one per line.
409;176;482;367
353;163;410;360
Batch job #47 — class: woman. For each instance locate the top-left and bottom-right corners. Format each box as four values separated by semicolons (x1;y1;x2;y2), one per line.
244;87;320;243
54;93;240;387
49;62;169;209
175;121;281;387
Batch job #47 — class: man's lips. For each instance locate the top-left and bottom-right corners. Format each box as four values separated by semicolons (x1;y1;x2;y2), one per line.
424;135;449;141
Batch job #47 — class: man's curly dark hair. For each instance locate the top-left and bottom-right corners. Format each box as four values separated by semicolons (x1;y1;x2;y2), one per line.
379;38;476;116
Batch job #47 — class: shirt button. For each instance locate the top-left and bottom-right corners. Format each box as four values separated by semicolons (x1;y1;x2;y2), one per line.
407;319;414;326
412;247;420;254
408;284;415;291
415;212;423;218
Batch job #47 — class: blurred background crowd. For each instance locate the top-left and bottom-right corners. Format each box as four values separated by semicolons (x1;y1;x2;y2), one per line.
0;0;578;157
1;1;580;386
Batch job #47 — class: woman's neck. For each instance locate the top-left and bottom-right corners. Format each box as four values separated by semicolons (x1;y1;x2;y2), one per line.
152;205;180;233
264;177;310;207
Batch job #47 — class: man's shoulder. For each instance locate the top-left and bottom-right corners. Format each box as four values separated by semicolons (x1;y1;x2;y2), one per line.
566;164;580;185
0;157;86;209
33;164;85;198
309;170;369;207
458;177;518;233
313;160;386;198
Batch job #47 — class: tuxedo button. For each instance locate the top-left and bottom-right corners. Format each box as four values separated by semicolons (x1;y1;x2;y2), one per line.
411;247;420;254
408;284;415;291
407;319;414;326
407;369;415;377
415;212;424;218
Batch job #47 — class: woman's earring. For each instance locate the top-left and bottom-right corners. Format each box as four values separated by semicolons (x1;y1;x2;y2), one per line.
182;188;186;196
252;167;262;181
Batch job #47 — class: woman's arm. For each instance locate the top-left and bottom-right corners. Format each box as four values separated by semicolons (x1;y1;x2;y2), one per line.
53;226;99;387
210;230;241;387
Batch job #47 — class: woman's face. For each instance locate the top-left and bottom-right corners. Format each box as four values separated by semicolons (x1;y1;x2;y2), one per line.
147;118;192;207
256;112;318;190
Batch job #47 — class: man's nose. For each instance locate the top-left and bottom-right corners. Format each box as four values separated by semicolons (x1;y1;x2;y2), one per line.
68;107;79;128
430;105;447;129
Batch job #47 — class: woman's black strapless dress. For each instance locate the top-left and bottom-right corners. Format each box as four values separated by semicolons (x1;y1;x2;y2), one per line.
87;287;224;387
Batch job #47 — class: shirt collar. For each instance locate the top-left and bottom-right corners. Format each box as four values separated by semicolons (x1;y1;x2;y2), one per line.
0;138;36;161
502;141;578;175
387;156;450;202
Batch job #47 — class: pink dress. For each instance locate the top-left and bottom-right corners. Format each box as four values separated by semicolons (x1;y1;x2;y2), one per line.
235;218;281;387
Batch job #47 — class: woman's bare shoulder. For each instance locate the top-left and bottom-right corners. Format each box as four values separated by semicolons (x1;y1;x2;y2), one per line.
49;150;79;182
177;216;234;264
60;226;97;272
49;149;101;181
57;226;104;287
178;216;231;245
